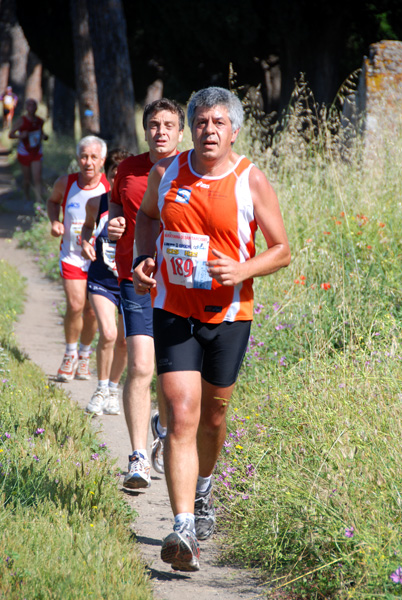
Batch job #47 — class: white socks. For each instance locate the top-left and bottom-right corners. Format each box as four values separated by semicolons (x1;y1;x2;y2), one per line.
174;513;195;533
65;343;77;356
196;475;212;494
65;343;91;358
79;344;91;358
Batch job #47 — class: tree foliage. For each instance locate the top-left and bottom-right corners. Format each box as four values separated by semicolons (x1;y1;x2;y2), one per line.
16;0;402;110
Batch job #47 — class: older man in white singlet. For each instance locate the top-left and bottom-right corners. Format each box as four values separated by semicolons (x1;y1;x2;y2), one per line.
47;136;109;382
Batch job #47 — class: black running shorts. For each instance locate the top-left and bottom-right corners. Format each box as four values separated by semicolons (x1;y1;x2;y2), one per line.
153;308;251;387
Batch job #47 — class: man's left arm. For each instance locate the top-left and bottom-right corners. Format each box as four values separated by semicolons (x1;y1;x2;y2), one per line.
207;166;291;286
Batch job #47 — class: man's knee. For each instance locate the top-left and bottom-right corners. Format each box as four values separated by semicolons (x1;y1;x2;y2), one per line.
126;356;154;382
66;298;85;315
99;326;117;346
199;411;226;434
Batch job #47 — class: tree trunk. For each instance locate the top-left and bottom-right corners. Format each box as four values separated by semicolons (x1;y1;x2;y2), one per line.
52;77;76;137
0;0;13;94
9;22;29;99
272;1;348;114
70;0;99;136
25;50;42;102
86;0;138;152
0;0;29;101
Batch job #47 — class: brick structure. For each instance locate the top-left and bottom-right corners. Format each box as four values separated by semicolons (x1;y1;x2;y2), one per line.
357;40;402;145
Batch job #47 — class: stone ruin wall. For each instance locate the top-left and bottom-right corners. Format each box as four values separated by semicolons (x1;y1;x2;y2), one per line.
355;40;402;146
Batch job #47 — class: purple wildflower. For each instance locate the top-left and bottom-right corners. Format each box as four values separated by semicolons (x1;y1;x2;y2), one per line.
345;526;354;538
390;567;402;584
33;455;39;462
91;453;99;460
35;428;45;435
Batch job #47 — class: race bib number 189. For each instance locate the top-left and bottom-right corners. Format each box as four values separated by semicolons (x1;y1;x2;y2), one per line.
163;230;212;290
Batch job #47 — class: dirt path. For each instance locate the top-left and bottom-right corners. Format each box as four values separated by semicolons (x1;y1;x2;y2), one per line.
0;151;265;600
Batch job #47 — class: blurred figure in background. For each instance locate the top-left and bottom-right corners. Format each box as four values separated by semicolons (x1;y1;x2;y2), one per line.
9;98;48;206
1;85;18;129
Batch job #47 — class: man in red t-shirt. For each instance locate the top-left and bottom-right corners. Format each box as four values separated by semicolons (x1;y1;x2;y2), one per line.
108;98;184;490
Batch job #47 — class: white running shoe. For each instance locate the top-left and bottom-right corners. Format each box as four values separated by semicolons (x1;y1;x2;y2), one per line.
150;412;165;474
85;385;109;416
56;353;78;381
104;387;120;415
123;451;151;489
75;355;91;380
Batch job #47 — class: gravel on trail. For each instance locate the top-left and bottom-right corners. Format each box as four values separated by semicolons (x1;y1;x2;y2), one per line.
0;149;268;600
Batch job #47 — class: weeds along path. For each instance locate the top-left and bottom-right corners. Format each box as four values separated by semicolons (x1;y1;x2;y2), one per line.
0;150;264;600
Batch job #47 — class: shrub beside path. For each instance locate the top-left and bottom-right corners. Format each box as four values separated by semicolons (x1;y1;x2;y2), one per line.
0;150;265;600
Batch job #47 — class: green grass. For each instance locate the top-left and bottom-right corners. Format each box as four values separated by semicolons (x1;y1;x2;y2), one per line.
213;84;402;598
0;262;152;599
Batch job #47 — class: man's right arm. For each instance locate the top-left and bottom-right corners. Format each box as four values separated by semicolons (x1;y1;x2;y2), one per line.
8;117;23;140
47;176;68;238
107;199;125;240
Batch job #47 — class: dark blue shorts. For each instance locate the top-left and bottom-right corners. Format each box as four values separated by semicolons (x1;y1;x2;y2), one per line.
120;279;153;338
153;308;251;387
87;280;122;313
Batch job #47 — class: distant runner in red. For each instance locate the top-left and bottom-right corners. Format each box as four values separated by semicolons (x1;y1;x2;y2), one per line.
9;98;48;205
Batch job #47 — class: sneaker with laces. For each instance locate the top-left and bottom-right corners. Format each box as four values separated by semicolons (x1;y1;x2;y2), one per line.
123;451;151;489
75;355;91;380
85;385;109;416
194;483;216;540
103;387;120;415
150;412;165;474
161;523;200;572
57;353;78;382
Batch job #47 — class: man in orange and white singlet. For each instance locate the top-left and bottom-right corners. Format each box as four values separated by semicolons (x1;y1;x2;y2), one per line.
133;87;291;571
47;135;109;382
